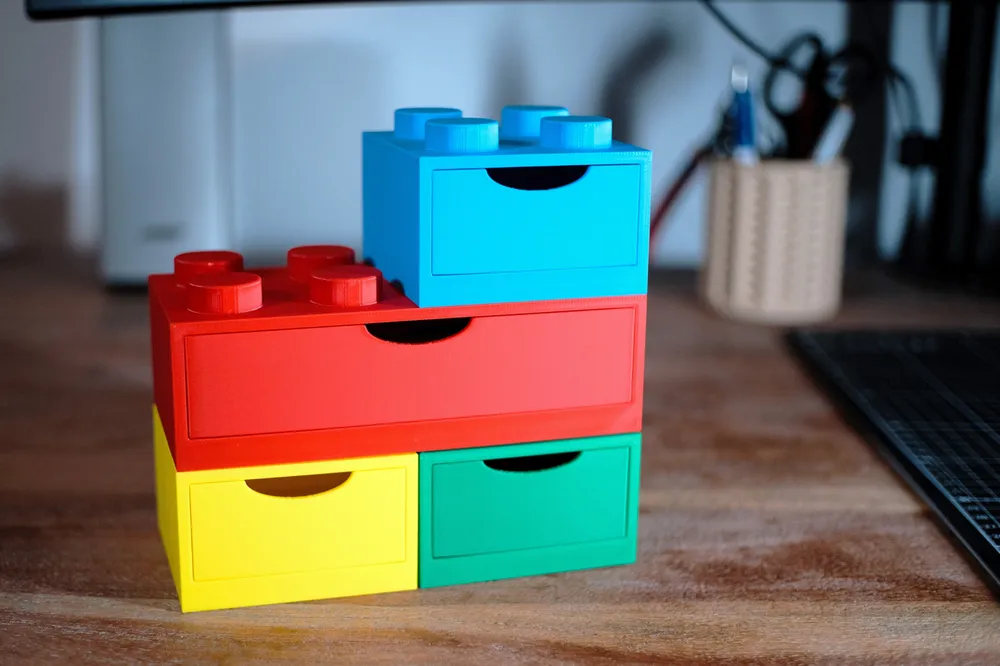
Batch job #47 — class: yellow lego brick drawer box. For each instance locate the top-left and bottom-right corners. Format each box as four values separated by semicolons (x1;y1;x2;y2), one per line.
153;406;418;612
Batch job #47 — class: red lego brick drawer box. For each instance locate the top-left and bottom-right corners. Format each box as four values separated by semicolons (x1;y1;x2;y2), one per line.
151;247;646;472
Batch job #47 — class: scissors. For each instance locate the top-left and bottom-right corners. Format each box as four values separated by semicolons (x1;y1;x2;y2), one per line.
763;33;879;159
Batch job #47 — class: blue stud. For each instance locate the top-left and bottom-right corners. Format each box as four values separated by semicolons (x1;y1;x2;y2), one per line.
540;116;613;150
394;108;462;141
500;105;570;141
425;118;499;153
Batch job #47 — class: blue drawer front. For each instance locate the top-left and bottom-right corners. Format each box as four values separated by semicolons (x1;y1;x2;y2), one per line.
362;106;652;308
431;165;641;276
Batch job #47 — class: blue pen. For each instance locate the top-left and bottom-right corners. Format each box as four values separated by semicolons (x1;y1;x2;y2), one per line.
730;64;758;165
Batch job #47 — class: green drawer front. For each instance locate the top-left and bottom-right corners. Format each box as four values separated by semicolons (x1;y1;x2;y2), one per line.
419;433;641;588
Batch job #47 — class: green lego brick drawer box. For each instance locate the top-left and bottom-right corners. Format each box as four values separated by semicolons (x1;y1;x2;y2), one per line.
419;433;641;588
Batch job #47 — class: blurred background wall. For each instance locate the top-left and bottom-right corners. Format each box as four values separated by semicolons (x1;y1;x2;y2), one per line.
0;1;991;267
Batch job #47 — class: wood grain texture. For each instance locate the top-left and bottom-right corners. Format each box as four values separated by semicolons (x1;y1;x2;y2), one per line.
1;260;1000;665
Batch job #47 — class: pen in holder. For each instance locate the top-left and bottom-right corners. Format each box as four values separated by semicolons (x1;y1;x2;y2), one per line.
700;157;850;325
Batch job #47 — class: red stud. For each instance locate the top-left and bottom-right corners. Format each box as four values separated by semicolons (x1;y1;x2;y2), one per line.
173;251;244;287
187;272;263;315
287;245;356;283
309;265;382;308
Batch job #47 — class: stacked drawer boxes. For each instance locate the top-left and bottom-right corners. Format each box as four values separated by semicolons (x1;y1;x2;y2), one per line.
150;105;651;612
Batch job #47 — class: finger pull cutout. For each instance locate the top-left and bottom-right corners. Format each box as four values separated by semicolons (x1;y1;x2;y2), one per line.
486;165;589;191
245;471;352;498
365;317;470;344
484;451;581;473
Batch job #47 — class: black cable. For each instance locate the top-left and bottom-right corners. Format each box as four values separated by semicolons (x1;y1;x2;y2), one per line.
699;0;922;132
888;66;922;131
897;3;951;267
928;1;943;85
696;0;773;61
697;0;805;76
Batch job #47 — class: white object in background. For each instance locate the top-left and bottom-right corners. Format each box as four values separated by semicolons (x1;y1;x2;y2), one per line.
99;12;232;286
69;19;101;254
812;104;856;164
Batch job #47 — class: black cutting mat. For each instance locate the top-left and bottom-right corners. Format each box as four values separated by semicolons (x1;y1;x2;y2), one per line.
786;329;1000;591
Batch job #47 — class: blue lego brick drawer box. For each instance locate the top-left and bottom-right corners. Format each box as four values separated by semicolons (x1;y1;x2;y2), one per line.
362;106;652;308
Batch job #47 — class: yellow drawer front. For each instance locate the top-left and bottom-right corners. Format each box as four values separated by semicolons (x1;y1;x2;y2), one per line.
153;405;418;612
191;467;407;581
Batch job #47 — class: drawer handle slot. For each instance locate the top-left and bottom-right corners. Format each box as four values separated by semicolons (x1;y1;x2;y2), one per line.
365;317;470;344
484;451;581;473
487;165;589;191
245;471;352;498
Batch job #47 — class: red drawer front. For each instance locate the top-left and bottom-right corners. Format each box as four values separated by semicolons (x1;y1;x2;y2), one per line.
185;306;636;439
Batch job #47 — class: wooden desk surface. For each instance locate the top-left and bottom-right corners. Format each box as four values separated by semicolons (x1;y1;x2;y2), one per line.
2;259;1000;664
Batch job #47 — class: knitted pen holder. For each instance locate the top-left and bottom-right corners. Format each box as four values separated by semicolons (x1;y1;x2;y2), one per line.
700;158;850;326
